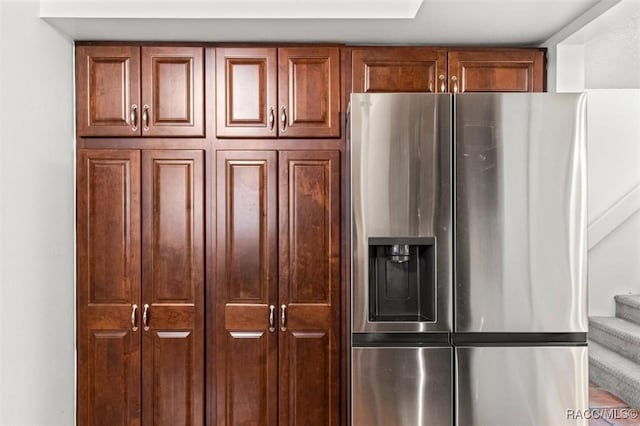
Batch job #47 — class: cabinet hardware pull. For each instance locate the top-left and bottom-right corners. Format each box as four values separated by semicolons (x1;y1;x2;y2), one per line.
131;304;138;331
268;107;275;132
142;105;150;131
280;304;287;331
130;105;138;131
439;74;446;92
451;76;459;93
143;304;150;331
280;106;287;133
269;305;276;332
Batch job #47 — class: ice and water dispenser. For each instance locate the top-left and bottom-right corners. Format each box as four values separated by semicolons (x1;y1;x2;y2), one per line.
368;237;435;322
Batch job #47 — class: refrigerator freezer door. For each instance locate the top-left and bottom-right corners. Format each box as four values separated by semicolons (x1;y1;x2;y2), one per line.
455;93;587;333
456;346;589;426
352;347;452;426
350;93;452;333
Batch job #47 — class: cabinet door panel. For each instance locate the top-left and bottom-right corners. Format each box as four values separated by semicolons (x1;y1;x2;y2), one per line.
76;46;141;136
278;151;340;426
225;331;271;425
448;49;545;93
141;150;204;426
149;331;194;425
278;47;340;138
216;48;277;138
216;151;278;425
141;47;204;137
77;150;141;426
352;47;447;93
87;331;137;426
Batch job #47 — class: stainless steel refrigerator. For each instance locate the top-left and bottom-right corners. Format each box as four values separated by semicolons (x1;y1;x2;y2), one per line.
349;92;589;426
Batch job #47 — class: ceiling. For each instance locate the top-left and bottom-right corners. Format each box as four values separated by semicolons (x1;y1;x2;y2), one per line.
41;0;605;45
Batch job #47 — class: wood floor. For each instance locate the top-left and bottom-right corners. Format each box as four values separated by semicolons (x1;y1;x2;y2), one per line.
590;383;640;426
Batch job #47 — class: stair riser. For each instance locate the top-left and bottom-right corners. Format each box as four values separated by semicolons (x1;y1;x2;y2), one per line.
616;301;640;326
590;359;640;409
590;325;640;363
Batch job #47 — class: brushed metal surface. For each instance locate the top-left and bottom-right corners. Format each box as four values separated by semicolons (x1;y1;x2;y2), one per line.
455;93;588;333
350;93;452;333
455;346;589;426
352;347;452;426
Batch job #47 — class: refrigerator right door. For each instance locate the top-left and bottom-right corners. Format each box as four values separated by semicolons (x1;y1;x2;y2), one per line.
455;93;588;333
456;346;589;426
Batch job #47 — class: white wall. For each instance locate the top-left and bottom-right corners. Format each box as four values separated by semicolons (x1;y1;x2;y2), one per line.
582;5;640;315
584;12;640;89
586;90;640;316
0;1;75;424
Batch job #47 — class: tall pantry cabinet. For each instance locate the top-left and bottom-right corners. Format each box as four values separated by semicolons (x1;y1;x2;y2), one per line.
76;45;206;426
76;149;205;425
215;150;340;425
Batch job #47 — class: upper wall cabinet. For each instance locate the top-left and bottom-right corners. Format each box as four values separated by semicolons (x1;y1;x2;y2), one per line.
216;47;341;138
76;46;204;137
352;47;545;94
447;49;545;93
352;47;448;93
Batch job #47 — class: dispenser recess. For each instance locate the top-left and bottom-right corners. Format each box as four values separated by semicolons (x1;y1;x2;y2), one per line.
369;237;436;322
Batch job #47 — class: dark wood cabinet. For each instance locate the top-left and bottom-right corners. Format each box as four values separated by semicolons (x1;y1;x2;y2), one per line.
77;149;142;426
76;47;141;137
352;47;545;94
216;48;278;138
216;47;341;139
141;150;204;425
278;48;341;138
77;149;204;426
447;49;545;93
141;48;204;136
215;150;278;426
277;150;340;426
77;46;204;137
215;150;340;425
352;47;448;93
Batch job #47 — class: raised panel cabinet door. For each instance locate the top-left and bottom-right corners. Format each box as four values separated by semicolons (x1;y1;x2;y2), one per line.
278;151;340;426
216;48;278;138
76;46;141;137
141;47;204;137
216;151;278;425
352;47;448;93
447;49;545;93
278;47;341;138
77;149;141;426
141;150;205;426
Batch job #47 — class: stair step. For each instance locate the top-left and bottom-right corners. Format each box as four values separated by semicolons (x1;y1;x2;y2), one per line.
589;340;640;409
616;295;640;326
590;316;640;363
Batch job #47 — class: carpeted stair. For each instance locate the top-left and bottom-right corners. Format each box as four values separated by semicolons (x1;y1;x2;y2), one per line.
589;294;640;409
